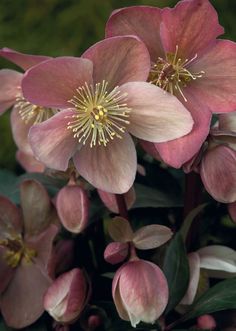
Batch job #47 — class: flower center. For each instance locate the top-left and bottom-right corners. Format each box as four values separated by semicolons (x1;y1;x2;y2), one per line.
15;95;58;124
148;45;205;102
67;80;131;147
0;235;37;268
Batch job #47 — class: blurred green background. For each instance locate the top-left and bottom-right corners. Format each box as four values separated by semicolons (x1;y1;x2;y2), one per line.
0;0;235;170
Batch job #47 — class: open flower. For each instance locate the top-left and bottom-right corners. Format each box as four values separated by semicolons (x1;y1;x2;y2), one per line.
0;179;58;328
106;0;236;167
22;36;193;193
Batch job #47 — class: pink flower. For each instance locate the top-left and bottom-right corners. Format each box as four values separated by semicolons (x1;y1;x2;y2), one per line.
106;0;236;167
44;268;90;324
112;259;168;327
0;179;58;328
22;36;193;193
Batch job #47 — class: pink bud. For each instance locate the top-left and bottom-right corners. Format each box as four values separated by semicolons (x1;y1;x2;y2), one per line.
44;268;90;323
112;259;168;327
87;315;103;330
197;314;216;330
56;185;89;233
98;187;135;213
104;242;129;265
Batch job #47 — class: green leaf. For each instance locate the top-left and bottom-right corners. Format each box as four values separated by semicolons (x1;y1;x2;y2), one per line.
183;277;236;321
133;183;183;209
163;232;189;314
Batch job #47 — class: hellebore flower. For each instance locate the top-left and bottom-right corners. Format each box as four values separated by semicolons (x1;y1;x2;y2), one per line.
22;36;193;193
0;48;56;154
0;179;58;328
112;259;169;327
106;0;236;167
44;268;90;324
98;186;135;213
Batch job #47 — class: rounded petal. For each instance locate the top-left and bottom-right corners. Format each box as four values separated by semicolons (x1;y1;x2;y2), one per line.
56;185;89;233
22;57;93;109
155;91;212;168
10;106;32;154
29;110;79;171
106;6;164;61
73;133;137;194
189;40;236;113
0;196;22;238
20;179;51;236
108;217;134;243
133;224;173;250
160;0;224;59
0;69;22;114
98;186;135;213
0;47;51;71
200;145;236;203
104;242;129;265
198;245;236;276
82;36;150;89
0;263;51;328
119;82;193;142
16;150;45;173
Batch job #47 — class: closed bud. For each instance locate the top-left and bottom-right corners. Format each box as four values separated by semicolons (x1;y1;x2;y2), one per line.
197;314;216;330
104;242;129;265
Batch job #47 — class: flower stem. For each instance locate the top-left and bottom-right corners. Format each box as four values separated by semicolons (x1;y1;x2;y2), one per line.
115;194;129;219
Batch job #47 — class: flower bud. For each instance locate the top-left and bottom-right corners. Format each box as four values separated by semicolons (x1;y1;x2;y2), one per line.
197;314;216;330
104;242;129;265
44;268;90;323
112;259;168;327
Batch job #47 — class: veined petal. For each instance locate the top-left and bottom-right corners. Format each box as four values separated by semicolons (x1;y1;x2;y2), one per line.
73;133;137;194
119;82;193;142
160;0;224;59
0;69;22;114
200;145;236;203
16;150;45;173
0;47;51;71
0;247;15;294
82;36;150;89
29;110;78;171
189;40;236;113
105;6;164;61
0;196;22;238
155;91;212;168
22;57;93;109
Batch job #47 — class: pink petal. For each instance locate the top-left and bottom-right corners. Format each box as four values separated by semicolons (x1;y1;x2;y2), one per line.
20;179;52;235
0;196;22;237
1;263;51;328
22;57;93;109
189;40;236;113
29;109;78;171
160;0;224;59
10;106;32;154
200;145;236;203
133;224;173;250
0;47;51;71
98;186;135;213
16;150;45;173
219;112;236;132
0;247;15;294
104;242;129;265
119;82;193;142
180;252;200;306
73;133;137;194
0;69;22;114
105;6;164;61
56;185;89;233
82;36;150;89
108;217;134;243
155;91;212;168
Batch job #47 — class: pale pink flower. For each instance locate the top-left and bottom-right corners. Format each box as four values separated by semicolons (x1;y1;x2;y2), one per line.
112;259;168;327
22;36;193;193
0;179;58;328
106;0;236;167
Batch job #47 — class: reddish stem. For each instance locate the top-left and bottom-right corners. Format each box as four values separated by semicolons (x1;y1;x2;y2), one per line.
115;194;129;219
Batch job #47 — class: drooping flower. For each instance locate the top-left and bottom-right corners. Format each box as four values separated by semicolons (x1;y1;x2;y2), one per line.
112;258;169;327
22;36;193;193
0;48;56;154
106;0;236;167
0;179;58;328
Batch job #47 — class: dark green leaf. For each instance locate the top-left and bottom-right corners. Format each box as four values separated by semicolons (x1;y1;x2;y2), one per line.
163;232;189;314
133;184;183;209
183;278;236;321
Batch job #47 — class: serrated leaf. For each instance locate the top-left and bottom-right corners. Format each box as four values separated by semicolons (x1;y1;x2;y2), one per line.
163;232;189;314
133;184;183;209
183;277;236;321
